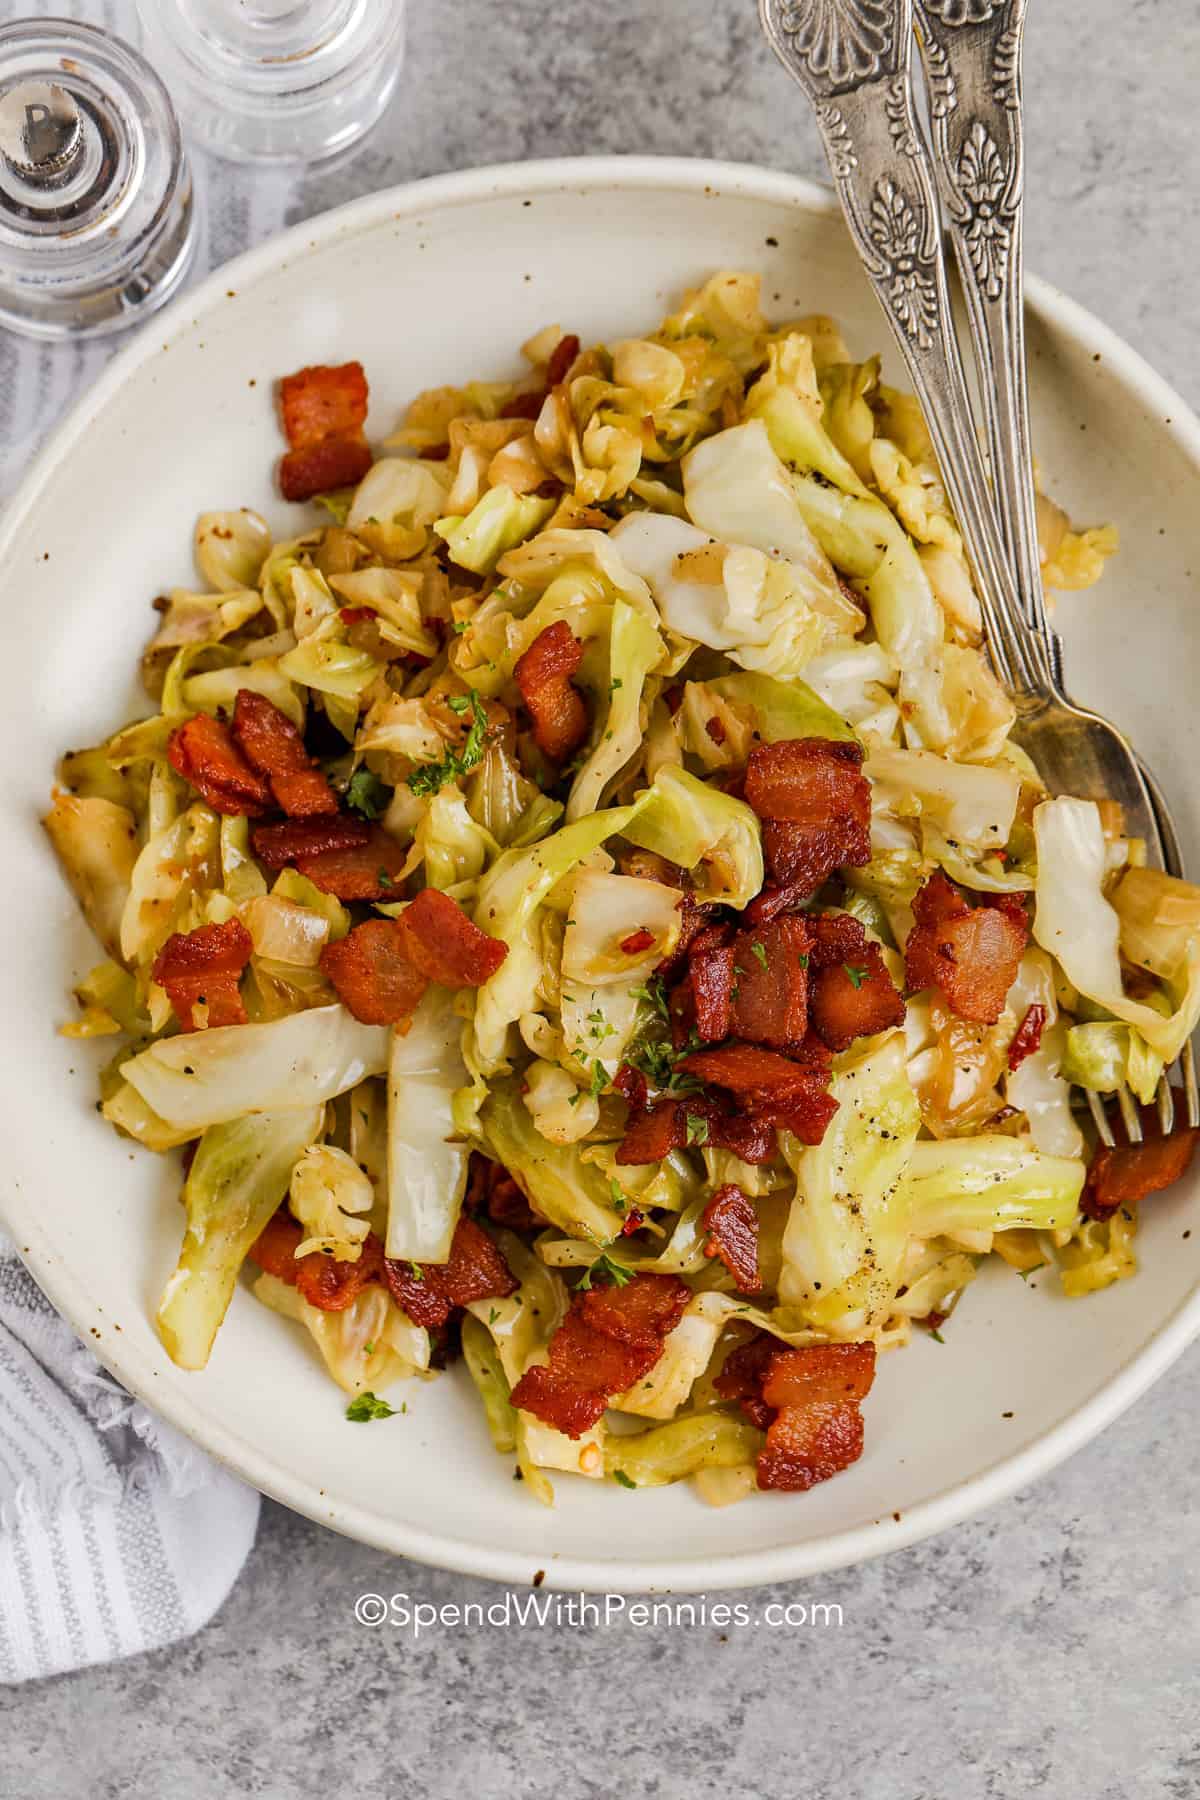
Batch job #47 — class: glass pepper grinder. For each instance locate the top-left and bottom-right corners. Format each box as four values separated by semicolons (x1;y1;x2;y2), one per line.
135;0;407;165
0;18;196;340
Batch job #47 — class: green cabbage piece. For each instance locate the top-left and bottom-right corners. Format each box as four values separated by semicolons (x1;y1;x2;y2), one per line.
470;798;650;1072
478;1078;626;1244
622;765;762;909
905;1137;1084;1239
603;1414;764;1488
271;868;351;941
1061;1021;1164;1107
121;1004;389;1130
177;656;305;731
254;1271;430;1393
386;988;470;1263
1033;797;1200;1062
566;600;665;822
156;1105;324;1369
779;1034;920;1335
43;793;139;964
461;1313;518;1454
434;486;555;575
705;670;857;744
279;635;383;701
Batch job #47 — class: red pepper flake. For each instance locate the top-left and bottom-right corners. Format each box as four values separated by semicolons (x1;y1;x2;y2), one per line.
338;606;376;625
620;927;655;956
1007;1003;1048;1071
619;1208;645;1237
704;715;727;746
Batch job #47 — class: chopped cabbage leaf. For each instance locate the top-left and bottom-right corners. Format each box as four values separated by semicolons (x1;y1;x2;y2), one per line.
905;1136;1084;1239
385;988;470;1263
157;1105;323;1369
622;765;762;909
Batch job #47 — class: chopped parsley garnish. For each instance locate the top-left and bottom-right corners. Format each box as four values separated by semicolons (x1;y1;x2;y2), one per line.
452;619;469;635
345;1391;396;1423
610;677;624;692
685;1113;710;1147
588;1060;608;1100
578;1253;633;1291
611;1470;637;1489
587;1009;615;1042
488;1307;500;1324
750;941;769;971
844;963;870;989
407;1260;424;1281
345;767;391;820
798;953;810;970
406;690;488;797
377;868;395;889
929;1327;945;1344
1018;1262;1045;1282
609;1179;627;1214
630;976;670;1021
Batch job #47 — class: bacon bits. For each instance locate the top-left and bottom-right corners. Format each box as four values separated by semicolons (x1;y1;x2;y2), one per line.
1081;1103;1198;1222
395;887;508;987
744;738;872;900
756;1342;877;1491
614;1092;776;1167
905;871;1028;1025
152;918;253;1032
251;813;371;869
509;1272;689;1439
680;1041;838;1147
514;621;588;762
499;333;580;420
806;912;905;1052
382;1217;518;1328
278;361;372;503
248;1212;385;1312
168;714;273;816
320;919;428;1026
729;915;811;1050
1007;1003;1047;1072
703;1184;760;1291
293;825;408;901
231;690;337;818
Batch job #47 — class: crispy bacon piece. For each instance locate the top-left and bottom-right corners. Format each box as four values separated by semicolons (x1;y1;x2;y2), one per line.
757;1341;876;1491
509;1272;689;1438
280;438;373;503
278;361;371;503
687;937;736;1042
248;1212;385;1312
396;887;507;987
729;915;811;1049
152;918;253;1032
681;1040;837;1145
703;1184;759;1291
295;825;409;901
464;1152;543;1233
231;690;337;818
744;738;871;899
1081;1103;1198;1222
615;1098;688;1165
382;1216;518;1328
714;1333;776;1430
251;813;370;869
905;871;1028;1025
168;714;273;817
804;912;905;1052
319;919;427;1025
613;1061;649;1113
514;620;588;762
545;332;581;389
1007;1003;1048;1071
498;334;580;421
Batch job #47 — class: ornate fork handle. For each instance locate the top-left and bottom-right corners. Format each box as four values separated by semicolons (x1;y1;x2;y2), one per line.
758;0;1047;702
912;0;1054;654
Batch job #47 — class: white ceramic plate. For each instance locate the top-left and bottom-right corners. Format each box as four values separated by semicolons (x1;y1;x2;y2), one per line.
3;158;1199;1592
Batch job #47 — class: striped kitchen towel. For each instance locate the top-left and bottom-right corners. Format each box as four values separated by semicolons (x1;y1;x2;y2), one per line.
0;1230;259;1682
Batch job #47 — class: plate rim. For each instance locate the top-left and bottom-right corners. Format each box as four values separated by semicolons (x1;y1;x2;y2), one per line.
5;152;1200;1592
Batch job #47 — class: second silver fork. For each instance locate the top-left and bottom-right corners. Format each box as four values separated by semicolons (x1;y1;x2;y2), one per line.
759;0;1198;1135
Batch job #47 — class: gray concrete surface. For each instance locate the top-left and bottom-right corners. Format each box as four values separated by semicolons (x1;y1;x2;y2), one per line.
1;1;1198;1795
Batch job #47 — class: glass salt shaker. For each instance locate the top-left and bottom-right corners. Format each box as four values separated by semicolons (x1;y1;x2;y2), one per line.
0;19;196;340
135;0;407;165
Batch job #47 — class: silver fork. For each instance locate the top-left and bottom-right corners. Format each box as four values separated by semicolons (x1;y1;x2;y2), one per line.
758;0;1199;1139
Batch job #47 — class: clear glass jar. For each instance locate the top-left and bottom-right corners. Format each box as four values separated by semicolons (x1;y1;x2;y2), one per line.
0;19;196;340
136;0;407;164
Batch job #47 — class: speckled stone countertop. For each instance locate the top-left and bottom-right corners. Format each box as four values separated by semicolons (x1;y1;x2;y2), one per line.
2;1;1198;1795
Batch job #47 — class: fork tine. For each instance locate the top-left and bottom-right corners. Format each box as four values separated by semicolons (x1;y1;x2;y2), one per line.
1183;1039;1200;1129
1156;1075;1176;1136
1086;1088;1116;1149
1114;1082;1143;1145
